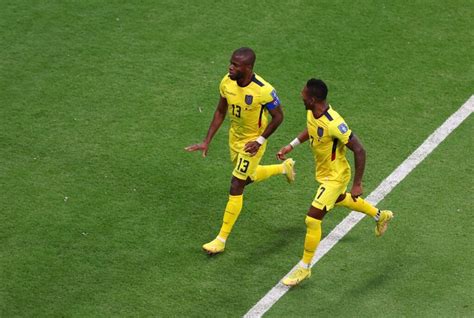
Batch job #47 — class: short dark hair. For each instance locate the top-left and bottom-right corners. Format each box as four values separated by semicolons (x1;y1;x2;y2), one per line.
306;79;328;101
232;47;256;67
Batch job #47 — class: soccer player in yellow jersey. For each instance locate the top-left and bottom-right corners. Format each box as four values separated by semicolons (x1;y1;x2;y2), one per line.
277;79;394;286
185;47;295;255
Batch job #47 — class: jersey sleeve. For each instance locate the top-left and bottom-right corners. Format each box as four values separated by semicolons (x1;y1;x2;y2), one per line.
261;85;281;110
329;117;353;144
219;74;228;97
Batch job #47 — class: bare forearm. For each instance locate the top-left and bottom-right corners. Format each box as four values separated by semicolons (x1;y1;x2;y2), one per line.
345;134;366;186
261;115;283;139
296;128;309;143
203;111;225;144
260;106;284;140
276;128;309;160
352;147;366;185
203;96;228;144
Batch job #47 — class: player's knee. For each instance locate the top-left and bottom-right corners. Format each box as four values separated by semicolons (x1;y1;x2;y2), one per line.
229;177;246;195
308;205;326;220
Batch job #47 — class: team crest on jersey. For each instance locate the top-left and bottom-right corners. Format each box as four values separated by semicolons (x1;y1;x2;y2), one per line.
317;127;324;141
338;123;349;134
245;95;253;105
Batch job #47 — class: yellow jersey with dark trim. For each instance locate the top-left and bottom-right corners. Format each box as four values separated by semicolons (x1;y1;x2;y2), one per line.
307;106;352;184
219;73;281;154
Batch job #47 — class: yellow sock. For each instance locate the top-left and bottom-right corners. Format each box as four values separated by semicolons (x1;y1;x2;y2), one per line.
253;164;284;182
218;195;243;240
336;193;378;218
302;216;322;265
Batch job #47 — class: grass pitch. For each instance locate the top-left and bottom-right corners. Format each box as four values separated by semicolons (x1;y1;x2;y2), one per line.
1;0;473;316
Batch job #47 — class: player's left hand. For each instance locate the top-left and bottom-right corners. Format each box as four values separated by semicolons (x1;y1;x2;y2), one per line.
350;184;363;201
184;142;209;157
276;145;292;161
244;141;261;156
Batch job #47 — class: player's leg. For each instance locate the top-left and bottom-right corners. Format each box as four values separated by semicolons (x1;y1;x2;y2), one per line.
254;159;296;183
202;176;247;255
282;206;324;286
247;142;296;183
335;193;394;237
283;182;343;286
335;192;378;217
217;176;246;238
218;151;261;239
202;152;257;255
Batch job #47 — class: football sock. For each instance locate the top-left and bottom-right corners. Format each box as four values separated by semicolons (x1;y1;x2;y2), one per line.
218;194;243;240
298;260;311;269
253;164;284;182
336;193;378;218
302;216;322;265
374;209;381;221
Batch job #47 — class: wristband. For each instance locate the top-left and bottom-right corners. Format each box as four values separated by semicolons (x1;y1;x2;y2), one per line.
256;136;266;145
290;138;301;148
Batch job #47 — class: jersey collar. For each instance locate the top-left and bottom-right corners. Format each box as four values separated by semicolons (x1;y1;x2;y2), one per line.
236;73;256;88
313;105;332;120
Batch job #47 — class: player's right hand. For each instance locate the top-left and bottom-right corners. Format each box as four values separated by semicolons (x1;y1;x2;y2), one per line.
185;142;209;157
276;145;293;161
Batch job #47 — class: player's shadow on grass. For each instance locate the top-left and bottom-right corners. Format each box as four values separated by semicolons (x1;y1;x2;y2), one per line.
245;225;305;259
343;271;392;298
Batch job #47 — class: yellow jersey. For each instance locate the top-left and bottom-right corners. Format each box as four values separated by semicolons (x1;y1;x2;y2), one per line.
219;73;281;153
307;106;353;184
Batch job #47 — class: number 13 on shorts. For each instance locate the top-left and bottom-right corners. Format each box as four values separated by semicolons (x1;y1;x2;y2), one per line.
232;152;262;181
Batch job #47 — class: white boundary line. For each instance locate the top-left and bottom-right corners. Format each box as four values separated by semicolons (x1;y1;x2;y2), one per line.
244;95;474;318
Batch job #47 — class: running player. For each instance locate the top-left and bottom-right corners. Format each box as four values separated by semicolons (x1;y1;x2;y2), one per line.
186;47;295;255
277;79;393;286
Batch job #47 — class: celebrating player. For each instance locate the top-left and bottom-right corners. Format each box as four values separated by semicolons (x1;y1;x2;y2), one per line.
185;47;295;255
277;79;393;286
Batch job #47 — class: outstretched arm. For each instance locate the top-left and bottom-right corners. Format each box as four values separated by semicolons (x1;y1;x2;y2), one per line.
345;134;366;199
276;128;309;160
185;96;227;157
244;106;284;156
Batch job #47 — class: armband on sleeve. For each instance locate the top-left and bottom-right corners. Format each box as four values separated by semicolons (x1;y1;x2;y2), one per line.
264;89;281;110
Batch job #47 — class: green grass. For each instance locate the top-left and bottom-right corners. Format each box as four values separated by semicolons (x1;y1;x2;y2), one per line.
1;0;473;317
268;116;474;317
